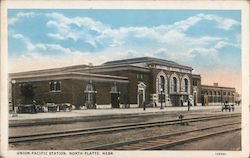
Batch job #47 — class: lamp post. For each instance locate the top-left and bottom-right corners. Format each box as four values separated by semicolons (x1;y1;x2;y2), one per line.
11;80;16;113
160;88;164;109
232;92;235;105
221;89;223;106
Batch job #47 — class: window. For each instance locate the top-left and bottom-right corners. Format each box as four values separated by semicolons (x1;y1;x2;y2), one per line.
173;77;177;92
193;80;197;86
184;78;188;92
223;91;226;95
210;91;212;95
159;75;165;92
84;82;96;104
49;81;61;92
137;74;144;80
140;74;143;79
228;92;230;96
218;91;221;95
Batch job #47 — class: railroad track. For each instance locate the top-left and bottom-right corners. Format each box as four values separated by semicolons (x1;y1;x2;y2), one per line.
9;113;240;143
83;121;241;150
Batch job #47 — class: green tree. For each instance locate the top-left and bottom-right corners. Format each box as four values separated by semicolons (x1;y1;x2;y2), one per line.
20;84;35;104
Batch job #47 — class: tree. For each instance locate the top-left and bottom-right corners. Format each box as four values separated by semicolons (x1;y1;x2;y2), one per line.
20;84;35;104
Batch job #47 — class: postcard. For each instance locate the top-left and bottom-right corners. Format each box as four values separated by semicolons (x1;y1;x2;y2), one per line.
1;0;249;158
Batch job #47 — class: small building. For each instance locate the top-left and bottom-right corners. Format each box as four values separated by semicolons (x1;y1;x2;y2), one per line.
9;57;239;110
201;83;236;106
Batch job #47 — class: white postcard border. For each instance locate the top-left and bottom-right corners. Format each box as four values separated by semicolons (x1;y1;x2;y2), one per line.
1;1;249;158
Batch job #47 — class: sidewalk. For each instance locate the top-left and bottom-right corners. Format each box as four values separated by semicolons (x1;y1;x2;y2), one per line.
9;105;235;121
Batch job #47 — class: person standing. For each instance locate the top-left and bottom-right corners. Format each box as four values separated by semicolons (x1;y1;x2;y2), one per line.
181;99;183;106
143;101;146;111
188;99;191;111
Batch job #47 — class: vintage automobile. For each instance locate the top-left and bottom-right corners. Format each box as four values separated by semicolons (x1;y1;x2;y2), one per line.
58;103;72;111
46;103;58;112
17;104;36;113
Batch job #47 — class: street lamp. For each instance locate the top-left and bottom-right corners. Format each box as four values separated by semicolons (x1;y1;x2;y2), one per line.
232;92;235;105
11;80;16;113
160;88;164;109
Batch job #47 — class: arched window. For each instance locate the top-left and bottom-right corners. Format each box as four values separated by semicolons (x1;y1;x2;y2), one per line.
214;91;217;95
184;78;188;92
156;71;167;94
160;76;165;92
173;77;177;92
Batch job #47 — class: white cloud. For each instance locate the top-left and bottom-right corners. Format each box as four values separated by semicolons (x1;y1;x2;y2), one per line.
47;33;65;40
9;12;35;25
44;12;239;55
9;12;240;74
197;13;239;30
12;33;35;51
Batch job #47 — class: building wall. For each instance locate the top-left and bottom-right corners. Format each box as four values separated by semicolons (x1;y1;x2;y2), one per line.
201;86;236;105
192;76;202;105
93;70;152;105
150;68;193;106
14;79;73;105
13;79;129;107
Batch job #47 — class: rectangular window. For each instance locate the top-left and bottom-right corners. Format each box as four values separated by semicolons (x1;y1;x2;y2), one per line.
49;81;61;92
136;74;139;79
140;74;143;79
193;80;197;86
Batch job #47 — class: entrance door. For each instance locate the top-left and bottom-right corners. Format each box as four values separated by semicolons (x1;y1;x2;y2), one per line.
137;82;146;107
171;95;180;106
138;90;144;108
111;93;119;108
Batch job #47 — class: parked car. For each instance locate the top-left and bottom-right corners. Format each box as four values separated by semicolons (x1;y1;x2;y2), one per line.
58;103;72;111
35;104;44;113
17;104;36;113
46;103;58;112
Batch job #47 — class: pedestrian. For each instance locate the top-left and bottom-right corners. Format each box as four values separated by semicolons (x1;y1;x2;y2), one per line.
231;104;235;112
32;100;37;113
154;102;157;108
143;101;146;111
187;99;190;111
181;100;183;106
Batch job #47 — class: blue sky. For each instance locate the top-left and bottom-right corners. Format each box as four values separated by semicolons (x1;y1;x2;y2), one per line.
8;9;241;92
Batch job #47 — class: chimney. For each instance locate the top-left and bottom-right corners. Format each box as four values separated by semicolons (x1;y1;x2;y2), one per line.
213;83;218;87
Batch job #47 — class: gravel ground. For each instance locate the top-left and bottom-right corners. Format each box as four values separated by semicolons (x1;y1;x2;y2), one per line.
9;116;241;150
168;130;241;150
9;110;239;137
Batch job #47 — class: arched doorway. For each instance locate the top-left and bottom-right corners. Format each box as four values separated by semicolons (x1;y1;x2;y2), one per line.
110;83;120;108
84;81;97;109
137;82;146;108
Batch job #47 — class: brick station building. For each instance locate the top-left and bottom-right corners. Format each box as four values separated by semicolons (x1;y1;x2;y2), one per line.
9;57;239;109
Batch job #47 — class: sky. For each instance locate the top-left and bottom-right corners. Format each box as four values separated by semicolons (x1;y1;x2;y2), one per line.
8;9;241;93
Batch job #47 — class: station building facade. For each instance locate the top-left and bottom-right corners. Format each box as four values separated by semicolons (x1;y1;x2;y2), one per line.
9;57;238;109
